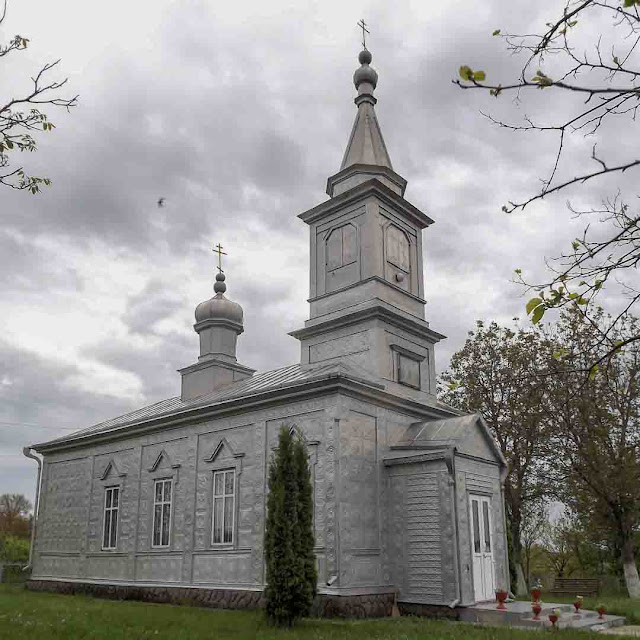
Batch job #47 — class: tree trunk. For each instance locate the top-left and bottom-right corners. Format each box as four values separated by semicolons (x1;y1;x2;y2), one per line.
510;514;529;596
622;537;640;598
515;562;528;596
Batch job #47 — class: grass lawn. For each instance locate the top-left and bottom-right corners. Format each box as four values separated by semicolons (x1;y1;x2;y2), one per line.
1;584;639;640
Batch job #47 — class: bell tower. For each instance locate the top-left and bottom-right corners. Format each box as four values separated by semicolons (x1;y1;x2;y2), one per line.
290;48;445;399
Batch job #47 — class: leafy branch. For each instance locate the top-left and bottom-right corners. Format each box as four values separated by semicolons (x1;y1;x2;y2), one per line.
0;0;77;193
455;0;640;369
454;0;640;213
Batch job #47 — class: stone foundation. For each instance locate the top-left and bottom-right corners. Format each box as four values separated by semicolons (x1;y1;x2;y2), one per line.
27;580;395;618
27;579;264;610
398;601;461;620
312;592;395;618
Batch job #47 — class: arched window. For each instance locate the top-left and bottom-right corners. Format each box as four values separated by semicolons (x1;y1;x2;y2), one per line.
385;225;410;274
326;223;357;271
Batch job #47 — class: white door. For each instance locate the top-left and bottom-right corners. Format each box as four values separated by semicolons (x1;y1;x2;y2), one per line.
469;495;495;602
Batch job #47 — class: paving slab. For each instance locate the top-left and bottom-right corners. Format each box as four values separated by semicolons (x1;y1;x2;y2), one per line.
458;601;626;632
599;626;640;637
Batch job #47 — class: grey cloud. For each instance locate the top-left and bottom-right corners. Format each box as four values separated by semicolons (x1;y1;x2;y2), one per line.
0;340;131;502
82;331;193;401
0;230;83;293
122;278;186;336
0;339;135;454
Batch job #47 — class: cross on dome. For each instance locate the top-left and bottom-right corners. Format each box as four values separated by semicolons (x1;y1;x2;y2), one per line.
357;19;370;50
212;243;227;274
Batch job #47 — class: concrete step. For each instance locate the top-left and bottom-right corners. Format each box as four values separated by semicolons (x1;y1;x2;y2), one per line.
460;601;573;626
460;601;626;632
513;612;625;631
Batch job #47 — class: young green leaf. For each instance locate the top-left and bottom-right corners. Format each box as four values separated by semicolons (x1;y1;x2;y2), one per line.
526;297;543;314
531;305;545;324
459;66;473;81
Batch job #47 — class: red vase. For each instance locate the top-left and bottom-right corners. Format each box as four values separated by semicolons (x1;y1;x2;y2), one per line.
573;599;583;614
598;607;606;620
549;613;559;628
532;603;542;620
496;590;508;610
531;588;541;603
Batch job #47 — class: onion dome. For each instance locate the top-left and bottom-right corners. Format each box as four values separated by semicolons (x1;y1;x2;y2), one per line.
194;272;243;325
353;49;378;90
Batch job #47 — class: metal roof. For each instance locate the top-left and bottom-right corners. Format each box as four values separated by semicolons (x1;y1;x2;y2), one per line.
396;413;507;467
33;362;382;449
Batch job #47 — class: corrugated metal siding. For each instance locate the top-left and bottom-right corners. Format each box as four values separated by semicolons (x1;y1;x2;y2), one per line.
405;473;442;600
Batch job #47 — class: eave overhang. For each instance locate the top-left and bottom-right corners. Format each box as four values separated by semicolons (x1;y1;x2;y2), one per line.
299;178;433;230
289;303;447;343
31;370;458;455
326;164;407;198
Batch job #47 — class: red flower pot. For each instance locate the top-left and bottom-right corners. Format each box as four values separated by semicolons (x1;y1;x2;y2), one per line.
495;589;508;610
531;588;541;603
598;606;606;620
573;598;583;614
549;613;559;628
532;603;542;620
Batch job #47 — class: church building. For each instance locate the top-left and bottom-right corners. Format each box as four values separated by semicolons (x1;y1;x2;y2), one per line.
24;48;509;617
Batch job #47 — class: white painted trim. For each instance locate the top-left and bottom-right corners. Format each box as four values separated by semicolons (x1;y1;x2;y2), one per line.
101;486;120;551
211;468;235;546
151;478;173;549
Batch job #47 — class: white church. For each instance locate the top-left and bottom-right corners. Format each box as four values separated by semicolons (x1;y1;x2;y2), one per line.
24;47;509;617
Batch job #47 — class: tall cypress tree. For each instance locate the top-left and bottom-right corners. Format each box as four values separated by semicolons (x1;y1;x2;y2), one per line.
293;428;317;612
264;425;316;626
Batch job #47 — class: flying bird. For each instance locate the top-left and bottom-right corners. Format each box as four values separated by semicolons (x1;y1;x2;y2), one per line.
157;197;165;208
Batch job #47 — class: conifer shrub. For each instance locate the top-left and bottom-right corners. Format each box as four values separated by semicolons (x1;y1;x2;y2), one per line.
264;425;317;626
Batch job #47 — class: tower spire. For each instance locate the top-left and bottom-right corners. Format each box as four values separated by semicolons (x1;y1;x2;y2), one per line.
326;45;406;198
340;48;393;171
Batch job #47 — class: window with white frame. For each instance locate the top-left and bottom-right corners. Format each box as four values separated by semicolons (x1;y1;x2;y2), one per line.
102;486;119;550
212;469;235;544
152;478;172;547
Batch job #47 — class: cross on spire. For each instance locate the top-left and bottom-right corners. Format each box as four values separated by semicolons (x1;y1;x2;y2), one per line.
212;243;227;273
357;19;370;50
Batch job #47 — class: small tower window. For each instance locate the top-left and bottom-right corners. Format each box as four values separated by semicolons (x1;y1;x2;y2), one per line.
391;345;425;389
398;353;420;388
326;224;357;271
385;225;410;273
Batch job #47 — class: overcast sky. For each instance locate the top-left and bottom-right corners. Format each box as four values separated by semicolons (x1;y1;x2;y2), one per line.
1;0;637;503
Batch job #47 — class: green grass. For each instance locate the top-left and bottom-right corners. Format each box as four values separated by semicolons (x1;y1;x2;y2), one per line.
0;584;638;640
